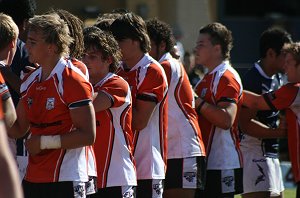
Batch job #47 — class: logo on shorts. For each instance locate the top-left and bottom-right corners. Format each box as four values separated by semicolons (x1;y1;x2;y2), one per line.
153;182;163;195
222;176;234;187
184;172;196;182
255;163;266;185
123;191;134;198
46;98;55;110
74;184;85;198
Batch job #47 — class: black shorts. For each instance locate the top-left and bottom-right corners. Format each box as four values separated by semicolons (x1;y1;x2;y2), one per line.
90;186;135;198
22;180;76;198
197;168;243;198
165;156;206;190
136;179;164;198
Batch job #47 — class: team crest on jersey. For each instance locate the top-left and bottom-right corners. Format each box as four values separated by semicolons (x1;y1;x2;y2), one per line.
27;97;33;108
200;88;207;98
46;98;55;110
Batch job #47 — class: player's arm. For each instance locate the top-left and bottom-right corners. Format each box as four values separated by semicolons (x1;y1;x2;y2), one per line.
25;102;96;155
243;90;271;110
60;102;96;148
239;107;287;138
2;97;16;128
196;97;237;130
92;91;112;112
7;102;30;138
132;99;156;131
0;121;23;198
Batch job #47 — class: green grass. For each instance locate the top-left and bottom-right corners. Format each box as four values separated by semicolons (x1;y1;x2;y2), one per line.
234;188;296;198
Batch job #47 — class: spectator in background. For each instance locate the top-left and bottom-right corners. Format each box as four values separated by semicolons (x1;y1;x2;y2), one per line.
194;22;243;198
0;13;23;198
239;28;292;198
146;18;206;198
111;12;168;198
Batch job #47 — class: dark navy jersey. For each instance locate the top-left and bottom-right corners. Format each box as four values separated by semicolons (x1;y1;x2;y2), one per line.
241;63;283;157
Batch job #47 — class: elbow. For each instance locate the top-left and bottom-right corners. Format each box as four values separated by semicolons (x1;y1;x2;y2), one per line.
86;130;96;145
219;119;234;130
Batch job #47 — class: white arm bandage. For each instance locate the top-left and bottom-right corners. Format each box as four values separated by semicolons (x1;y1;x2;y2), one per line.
40;135;61;149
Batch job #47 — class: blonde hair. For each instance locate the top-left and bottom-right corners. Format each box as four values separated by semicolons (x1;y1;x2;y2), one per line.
28;13;73;56
0;13;19;49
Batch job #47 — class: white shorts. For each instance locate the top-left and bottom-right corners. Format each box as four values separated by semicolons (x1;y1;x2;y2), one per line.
241;147;284;196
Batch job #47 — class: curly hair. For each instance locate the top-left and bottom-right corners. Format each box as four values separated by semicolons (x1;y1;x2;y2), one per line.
282;42;300;66
28;14;73;56
110;12;150;53
83;26;121;72
47;9;84;59
146;18;175;53
199;22;233;60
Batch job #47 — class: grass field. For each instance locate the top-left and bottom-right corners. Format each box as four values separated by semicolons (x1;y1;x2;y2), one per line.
234;188;296;198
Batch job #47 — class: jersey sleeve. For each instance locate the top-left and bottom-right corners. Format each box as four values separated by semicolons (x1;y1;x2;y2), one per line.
96;77;129;108
263;83;299;110
137;63;167;104
215;75;241;104
62;68;93;108
0;72;11;101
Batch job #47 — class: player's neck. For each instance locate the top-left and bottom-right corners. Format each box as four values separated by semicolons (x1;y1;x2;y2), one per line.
124;51;144;69
40;56;61;81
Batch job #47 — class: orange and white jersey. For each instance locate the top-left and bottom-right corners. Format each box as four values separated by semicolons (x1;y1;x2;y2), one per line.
263;83;300;182
159;53;205;159
117;53;168;180
0;62;11;101
67;57;89;80
194;61;243;170
93;72;137;188
20;57;95;183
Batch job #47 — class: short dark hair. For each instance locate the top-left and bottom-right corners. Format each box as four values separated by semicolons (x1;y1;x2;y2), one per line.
199;22;233;60
0;0;36;26
83;26;122;72
94;12;122;32
259;27;292;58
146;18;175;53
110;12;150;53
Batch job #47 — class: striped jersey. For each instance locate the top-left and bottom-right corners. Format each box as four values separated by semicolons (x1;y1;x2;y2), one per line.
20;58;95;183
93;72;137;188
117;53;168;180
263;83;300;182
194;61;243;170
158;53;205;159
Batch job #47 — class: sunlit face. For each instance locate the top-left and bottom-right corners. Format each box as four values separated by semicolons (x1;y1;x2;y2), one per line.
25;30;51;64
284;53;300;83
194;33;216;66
82;47;110;84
